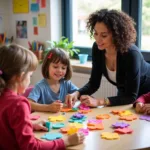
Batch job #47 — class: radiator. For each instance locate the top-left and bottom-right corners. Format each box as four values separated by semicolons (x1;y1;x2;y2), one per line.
71;72;117;98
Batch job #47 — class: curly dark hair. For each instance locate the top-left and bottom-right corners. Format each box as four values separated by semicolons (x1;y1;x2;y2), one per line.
87;9;136;53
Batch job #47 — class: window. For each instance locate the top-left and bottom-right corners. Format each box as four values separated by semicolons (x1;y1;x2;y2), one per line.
62;0;150;61
72;0;121;47
141;0;150;51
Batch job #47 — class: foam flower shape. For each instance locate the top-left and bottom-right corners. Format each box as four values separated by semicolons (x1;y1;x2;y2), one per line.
60;127;70;133
48;115;66;122
87;123;104;130
111;110;124;115
114;127;133;134
78;109;92;114
69;118;85;123
52;123;65;129
61;108;72;112
73;113;85;119
67;127;79;135
112;122;130;128
41;133;62;140
79;128;89;136
96;114;110;119
69;123;83;129
119;115;138;121
101;132;119;140
119;110;133;116
71;108;78;112
79;104;90;110
87;119;102;126
140;115;150;121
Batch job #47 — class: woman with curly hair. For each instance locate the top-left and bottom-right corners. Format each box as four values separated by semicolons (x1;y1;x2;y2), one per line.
65;9;150;107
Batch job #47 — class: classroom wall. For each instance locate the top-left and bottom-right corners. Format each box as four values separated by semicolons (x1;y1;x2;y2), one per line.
0;0;11;36
1;0;62;48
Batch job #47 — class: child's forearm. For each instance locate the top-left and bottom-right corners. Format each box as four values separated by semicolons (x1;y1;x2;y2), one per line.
28;99;50;112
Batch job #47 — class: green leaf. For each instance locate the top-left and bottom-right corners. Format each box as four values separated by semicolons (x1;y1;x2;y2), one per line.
45;36;80;57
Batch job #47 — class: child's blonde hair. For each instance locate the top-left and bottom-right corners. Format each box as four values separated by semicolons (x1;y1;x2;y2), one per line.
42;48;72;80
0;44;38;95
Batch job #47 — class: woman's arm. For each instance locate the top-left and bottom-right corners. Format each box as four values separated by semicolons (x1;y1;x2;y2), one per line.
78;42;103;95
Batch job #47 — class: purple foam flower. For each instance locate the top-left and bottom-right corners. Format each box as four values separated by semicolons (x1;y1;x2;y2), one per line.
112;122;130;128
140;115;150;121
73;113;84;119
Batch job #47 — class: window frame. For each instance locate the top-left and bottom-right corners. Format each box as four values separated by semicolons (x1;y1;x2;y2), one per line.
61;0;150;62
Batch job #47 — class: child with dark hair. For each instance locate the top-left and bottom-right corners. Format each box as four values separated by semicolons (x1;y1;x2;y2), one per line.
28;48;78;112
0;45;85;150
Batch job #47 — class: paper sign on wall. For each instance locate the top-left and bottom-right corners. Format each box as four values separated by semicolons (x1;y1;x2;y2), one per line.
32;17;38;26
31;3;39;12
34;27;38;35
38;13;46;27
13;0;29;13
36;0;40;3
41;0;46;8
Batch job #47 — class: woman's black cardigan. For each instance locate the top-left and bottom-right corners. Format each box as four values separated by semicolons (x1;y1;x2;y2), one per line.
78;42;150;106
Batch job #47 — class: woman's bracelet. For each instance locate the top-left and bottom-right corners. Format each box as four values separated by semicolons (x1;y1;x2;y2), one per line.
104;98;110;106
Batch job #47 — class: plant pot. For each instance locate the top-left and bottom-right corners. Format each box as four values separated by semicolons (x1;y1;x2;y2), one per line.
78;54;88;64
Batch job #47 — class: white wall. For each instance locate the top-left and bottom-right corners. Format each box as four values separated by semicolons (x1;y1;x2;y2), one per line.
0;0;11;36
1;0;62;48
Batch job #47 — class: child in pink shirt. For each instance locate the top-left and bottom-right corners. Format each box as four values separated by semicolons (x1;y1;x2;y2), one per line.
0;44;85;150
134;92;150;114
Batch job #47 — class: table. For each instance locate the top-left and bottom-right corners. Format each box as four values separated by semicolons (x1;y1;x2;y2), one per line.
33;105;150;150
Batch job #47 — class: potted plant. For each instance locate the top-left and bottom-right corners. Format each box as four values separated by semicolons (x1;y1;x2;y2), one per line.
45;36;80;57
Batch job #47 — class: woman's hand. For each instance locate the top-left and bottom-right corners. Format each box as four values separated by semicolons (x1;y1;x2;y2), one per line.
80;95;101;107
141;104;150;114
65;91;80;108
48;100;63;113
135;102;144;113
32;120;48;131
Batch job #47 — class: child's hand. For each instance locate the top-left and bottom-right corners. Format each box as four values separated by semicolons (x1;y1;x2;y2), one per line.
32;120;48;131
63;132;85;146
65;91;80;108
48;100;63;112
135;102;144;113
141;104;150;115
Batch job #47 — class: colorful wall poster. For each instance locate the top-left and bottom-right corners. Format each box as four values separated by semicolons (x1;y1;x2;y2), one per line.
41;0;46;8
16;21;27;38
32;17;38;26
13;0;29;13
38;13;46;27
34;27;38;35
31;3;39;12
